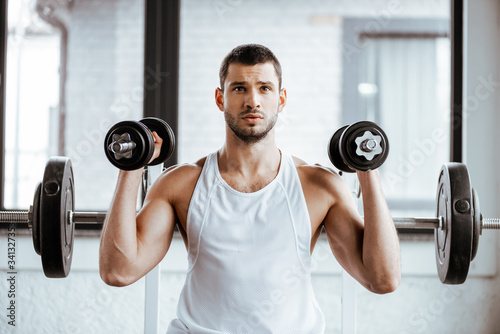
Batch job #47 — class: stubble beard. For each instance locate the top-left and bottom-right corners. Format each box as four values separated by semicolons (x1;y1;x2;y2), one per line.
224;108;279;144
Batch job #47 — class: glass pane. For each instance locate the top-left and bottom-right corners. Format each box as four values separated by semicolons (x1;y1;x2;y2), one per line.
5;0;145;210
359;36;450;217
5;0;60;209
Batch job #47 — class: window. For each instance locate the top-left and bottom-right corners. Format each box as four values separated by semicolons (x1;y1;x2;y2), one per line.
4;0;61;209
342;18;450;218
3;0;145;211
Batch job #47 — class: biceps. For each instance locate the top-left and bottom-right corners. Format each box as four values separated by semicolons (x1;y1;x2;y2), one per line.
323;203;365;272
136;198;177;256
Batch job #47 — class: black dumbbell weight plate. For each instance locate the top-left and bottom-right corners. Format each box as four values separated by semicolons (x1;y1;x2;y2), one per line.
140;117;176;166
328;125;355;173
104;121;155;170
40;157;75;278
340;121;389;171
32;182;42;256
435;163;473;284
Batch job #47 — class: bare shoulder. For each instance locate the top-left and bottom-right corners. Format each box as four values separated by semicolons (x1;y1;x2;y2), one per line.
160;156;205;183
149;157;207;200
292;156;344;191
291;156;355;231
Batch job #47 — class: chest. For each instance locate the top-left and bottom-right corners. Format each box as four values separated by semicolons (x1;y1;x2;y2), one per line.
220;172;277;193
185;183;315;265
175;164;331;250
200;187;295;249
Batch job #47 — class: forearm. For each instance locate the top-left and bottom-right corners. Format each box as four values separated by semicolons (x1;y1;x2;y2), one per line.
99;168;144;282
358;170;401;291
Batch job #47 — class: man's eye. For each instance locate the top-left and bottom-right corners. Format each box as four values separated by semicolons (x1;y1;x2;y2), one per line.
261;86;271;92
234;86;245;92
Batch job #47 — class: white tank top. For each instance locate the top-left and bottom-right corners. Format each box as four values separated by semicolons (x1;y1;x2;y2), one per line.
167;151;325;333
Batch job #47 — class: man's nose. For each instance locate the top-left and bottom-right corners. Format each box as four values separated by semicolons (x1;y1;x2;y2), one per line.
245;89;261;110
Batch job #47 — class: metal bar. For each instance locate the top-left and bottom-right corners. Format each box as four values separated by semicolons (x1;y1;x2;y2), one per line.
482;218;500;230
392;217;440;230
0;210;107;224
143;164;164;334
72;212;107;223
0;211;443;229
110;141;135;154
0;211;29;223
359;32;448;40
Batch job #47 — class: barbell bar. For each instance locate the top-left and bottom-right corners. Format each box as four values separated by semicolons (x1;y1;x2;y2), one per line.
3;213;498;230
394;217;500;230
0;211;106;224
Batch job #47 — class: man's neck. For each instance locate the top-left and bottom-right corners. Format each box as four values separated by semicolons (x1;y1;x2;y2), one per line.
218;132;281;177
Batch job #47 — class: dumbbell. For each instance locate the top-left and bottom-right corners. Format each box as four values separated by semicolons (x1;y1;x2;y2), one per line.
328;121;389;172
104;117;176;170
0;118;175;278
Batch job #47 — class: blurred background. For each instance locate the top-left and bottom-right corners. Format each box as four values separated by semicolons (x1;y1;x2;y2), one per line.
1;0;499;333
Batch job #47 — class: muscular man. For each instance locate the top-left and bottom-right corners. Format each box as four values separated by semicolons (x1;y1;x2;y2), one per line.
99;44;401;333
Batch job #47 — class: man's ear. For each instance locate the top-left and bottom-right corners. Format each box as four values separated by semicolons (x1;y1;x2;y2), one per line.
278;88;287;113
215;87;224;111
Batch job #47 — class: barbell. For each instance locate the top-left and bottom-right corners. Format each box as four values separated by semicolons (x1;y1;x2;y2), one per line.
0;119;498;284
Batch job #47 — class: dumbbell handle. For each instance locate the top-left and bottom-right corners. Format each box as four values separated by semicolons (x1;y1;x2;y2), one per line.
107;133;137;161
360;139;378;153
109;141;136;154
0;210;107;224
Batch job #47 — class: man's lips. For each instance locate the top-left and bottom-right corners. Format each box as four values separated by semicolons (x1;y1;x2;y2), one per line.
242;113;264;119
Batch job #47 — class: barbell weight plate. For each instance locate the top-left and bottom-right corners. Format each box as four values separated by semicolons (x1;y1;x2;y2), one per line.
104;121;155;170
471;187;480;261
328;125;355;173
40;157;75;278
339;121;389;171
139;117;176;166
435;163;473;284
32;182;42;256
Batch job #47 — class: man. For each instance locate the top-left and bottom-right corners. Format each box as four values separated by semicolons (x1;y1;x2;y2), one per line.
99;44;401;333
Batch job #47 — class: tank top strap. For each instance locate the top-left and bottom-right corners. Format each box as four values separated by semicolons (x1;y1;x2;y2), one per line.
278;152;313;269
185;152;219;269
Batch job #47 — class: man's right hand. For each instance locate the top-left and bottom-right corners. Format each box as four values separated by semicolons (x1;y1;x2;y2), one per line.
148;131;164;165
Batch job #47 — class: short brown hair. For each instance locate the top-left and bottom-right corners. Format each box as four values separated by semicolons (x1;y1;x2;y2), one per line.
219;44;282;90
